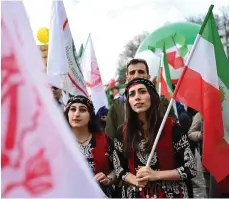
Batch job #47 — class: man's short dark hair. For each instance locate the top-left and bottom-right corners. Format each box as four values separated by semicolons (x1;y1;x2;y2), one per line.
126;58;149;74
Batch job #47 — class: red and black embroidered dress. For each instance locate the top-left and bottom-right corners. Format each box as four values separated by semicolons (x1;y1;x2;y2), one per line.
78;132;114;197
113;118;197;198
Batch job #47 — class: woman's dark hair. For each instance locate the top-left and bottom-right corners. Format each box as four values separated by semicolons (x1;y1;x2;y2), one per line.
64;105;102;134
123;85;162;157
160;96;177;120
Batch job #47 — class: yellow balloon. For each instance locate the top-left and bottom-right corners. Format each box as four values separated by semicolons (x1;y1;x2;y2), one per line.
37;27;49;44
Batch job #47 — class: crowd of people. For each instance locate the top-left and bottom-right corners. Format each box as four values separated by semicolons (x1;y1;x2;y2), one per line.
50;58;229;198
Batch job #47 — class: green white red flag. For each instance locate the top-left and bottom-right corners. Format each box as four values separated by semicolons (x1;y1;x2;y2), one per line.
174;5;229;182
149;34;186;83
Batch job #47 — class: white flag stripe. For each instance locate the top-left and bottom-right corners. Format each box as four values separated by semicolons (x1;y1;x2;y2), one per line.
188;36;219;89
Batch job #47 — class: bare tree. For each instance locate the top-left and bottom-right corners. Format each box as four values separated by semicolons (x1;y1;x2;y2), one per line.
219;6;229;57
117;31;149;84
186;6;229;58
187;16;204;25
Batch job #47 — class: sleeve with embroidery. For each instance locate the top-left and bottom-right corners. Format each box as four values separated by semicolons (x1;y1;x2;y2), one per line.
172;122;197;180
113;126;129;180
105;104;117;138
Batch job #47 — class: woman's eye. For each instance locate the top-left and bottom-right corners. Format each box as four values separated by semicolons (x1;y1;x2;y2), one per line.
140;90;147;94
80;108;87;112
70;108;76;111
129;92;135;97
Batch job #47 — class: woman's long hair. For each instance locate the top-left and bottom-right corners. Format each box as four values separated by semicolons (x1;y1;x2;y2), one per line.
64;106;102;134
123;86;162;157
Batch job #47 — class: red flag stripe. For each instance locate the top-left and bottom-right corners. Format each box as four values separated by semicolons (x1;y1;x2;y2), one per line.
63;18;68;30
67;73;88;96
166;51;184;69
174;67;229;181
160;70;169;98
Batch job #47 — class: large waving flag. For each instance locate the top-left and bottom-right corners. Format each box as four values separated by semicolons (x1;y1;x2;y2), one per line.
80;34;108;112
174;5;229;182
47;0;87;105
1;2;105;197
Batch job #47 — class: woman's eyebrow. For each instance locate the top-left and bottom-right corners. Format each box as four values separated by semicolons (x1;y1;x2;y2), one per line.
79;105;87;109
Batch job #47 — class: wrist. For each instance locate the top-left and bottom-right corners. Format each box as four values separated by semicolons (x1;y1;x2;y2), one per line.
107;175;112;185
152;171;161;181
133;176;138;186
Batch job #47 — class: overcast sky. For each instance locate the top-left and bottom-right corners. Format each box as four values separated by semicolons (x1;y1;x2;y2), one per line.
23;0;229;83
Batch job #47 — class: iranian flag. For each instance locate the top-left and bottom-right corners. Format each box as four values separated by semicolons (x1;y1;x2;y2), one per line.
154;34;185;69
149;34;186;83
174;5;229;182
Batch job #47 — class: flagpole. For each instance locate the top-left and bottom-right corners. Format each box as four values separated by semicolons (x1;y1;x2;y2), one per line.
146;98;174;166
146;4;215;167
158;54;163;96
199;5;214;35
146;36;201;167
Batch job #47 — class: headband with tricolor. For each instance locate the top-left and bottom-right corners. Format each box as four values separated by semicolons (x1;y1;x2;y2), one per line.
125;77;157;96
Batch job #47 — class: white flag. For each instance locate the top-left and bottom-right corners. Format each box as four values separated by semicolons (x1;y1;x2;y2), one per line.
80;34;108;112
47;0;87;105
1;2;105;198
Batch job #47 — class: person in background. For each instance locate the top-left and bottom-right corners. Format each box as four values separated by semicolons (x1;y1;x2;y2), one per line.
188;112;229;198
188;112;203;145
187;107;198;120
188;112;209;198
111;86;121;100
159;95;177;120
113;78;197;198
64;95;116;197
51;85;63;109
172;84;192;133
96;106;109;132
106;58;150;138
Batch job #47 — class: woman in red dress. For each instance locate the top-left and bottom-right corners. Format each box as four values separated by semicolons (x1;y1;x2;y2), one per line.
113;78;197;198
64;95;115;197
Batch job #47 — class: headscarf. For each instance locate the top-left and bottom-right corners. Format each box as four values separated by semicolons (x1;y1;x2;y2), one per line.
96;106;109;117
125;77;158;97
65;95;95;115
